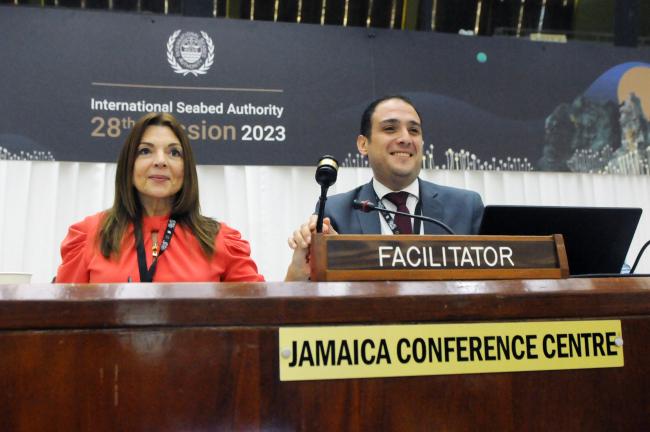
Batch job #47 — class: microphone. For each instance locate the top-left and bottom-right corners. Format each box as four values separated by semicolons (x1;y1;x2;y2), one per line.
315;155;339;233
352;199;456;235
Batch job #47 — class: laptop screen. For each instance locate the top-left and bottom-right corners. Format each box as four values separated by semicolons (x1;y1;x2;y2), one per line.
478;205;642;275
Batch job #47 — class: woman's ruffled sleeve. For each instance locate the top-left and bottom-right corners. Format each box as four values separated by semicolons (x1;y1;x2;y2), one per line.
219;225;265;282
55;215;97;283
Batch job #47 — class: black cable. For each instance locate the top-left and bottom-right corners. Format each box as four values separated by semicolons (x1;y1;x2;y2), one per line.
630;239;650;274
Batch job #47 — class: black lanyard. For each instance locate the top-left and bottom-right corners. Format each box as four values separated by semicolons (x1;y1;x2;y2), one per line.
134;217;177;282
374;182;424;234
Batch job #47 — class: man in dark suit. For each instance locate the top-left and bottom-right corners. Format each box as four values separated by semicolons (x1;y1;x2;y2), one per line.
285;95;483;280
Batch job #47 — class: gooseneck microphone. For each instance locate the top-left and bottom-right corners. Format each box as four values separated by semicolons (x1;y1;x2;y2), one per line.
352;199;456;235
315;155;339;233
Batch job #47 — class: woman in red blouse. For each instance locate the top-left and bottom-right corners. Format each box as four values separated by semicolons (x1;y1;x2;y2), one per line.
56;112;264;283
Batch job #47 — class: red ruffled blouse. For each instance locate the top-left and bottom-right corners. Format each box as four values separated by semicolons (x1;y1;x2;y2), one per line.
56;212;264;283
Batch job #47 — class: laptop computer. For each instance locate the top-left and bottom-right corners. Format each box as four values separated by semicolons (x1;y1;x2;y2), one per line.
478;205;642;275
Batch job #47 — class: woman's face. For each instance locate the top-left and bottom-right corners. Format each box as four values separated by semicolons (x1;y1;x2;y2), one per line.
132;125;185;207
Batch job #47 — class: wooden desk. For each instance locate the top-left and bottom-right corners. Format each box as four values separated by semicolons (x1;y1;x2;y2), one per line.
1;278;649;431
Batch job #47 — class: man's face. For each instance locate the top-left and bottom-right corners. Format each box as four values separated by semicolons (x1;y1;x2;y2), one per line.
357;98;423;190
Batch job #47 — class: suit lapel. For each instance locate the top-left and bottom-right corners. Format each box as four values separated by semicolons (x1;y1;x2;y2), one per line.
420;180;446;234
355;181;381;234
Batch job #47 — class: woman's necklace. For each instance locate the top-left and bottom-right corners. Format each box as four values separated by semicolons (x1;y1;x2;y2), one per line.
134;218;177;283
151;230;159;258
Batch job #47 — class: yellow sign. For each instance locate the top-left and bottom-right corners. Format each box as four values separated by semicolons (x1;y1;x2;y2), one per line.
279;320;623;381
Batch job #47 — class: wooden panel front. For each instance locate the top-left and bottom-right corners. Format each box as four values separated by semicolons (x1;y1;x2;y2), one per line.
0;279;649;431
1;321;649;431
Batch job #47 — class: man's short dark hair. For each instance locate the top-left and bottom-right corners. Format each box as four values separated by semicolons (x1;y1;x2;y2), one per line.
359;95;422;139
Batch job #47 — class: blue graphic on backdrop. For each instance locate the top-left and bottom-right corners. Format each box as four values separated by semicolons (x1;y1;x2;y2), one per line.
341;62;650;175
540;62;650;174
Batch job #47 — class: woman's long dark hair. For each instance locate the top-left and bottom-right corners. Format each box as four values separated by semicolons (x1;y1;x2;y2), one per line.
98;112;219;258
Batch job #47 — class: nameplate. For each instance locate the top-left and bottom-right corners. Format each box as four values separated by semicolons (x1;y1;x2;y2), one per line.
310;234;569;281
278;320;624;381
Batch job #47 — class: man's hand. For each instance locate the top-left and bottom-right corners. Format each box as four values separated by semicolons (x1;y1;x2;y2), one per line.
285;215;338;281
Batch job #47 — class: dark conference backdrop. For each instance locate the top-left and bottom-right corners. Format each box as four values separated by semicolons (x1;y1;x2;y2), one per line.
1;6;650;173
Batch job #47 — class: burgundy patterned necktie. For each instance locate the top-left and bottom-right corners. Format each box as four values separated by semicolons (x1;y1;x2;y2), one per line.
384;191;412;234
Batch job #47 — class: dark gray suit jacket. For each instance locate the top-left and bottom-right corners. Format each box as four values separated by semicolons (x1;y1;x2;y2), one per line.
319;179;484;235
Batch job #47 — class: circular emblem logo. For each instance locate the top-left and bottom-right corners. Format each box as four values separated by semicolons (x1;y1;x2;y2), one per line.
167;30;214;76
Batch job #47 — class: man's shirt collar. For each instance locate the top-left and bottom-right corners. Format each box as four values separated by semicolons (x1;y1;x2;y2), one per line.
372;177;420;200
